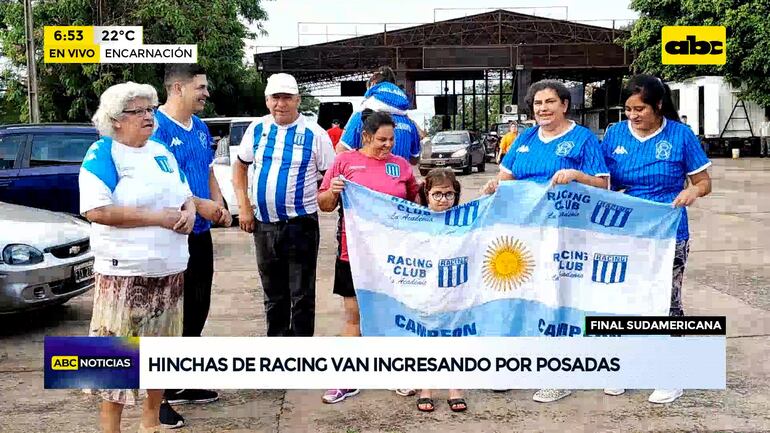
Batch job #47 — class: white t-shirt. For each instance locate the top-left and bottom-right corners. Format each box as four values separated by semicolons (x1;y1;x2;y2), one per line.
79;137;193;277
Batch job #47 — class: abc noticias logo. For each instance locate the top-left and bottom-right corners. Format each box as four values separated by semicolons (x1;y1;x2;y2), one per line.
661;26;726;65
51;355;133;370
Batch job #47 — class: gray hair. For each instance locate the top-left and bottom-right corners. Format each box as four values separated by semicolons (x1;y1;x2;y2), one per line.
92;82;158;137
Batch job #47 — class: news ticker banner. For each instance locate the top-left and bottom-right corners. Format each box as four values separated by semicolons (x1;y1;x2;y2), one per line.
43;26;197;64
45;317;726;390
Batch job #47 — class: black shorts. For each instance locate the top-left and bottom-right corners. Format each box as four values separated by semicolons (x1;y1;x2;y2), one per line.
333;258;356;298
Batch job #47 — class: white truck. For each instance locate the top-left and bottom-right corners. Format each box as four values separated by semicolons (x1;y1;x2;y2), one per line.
668;76;767;156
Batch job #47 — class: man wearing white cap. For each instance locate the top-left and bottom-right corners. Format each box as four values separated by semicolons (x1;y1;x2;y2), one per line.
233;73;335;336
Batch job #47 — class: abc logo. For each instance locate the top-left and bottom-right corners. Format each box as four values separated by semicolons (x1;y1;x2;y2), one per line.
51;355;79;370
661;26;726;65
665;36;723;55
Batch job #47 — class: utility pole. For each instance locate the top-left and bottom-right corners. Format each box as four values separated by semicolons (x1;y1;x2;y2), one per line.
23;0;40;123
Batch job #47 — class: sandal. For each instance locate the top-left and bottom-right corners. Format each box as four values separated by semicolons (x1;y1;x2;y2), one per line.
416;397;435;412
447;398;467;412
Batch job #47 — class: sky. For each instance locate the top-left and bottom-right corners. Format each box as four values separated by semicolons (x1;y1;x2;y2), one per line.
245;0;639;127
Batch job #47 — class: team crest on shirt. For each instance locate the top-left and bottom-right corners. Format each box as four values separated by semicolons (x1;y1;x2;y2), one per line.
555;141;575;157
198;131;208;148
655;141;672;160
154;155;174;173
293;134;306;146
385;163;401;178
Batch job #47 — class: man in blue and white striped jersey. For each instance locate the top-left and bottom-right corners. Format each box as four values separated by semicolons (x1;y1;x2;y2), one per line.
233;73;336;337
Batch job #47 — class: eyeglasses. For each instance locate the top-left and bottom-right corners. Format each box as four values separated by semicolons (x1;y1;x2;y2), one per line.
122;107;156;116
430;191;456;201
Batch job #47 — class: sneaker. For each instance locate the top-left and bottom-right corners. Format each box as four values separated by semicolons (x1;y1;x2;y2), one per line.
648;388;683;404
393;388;416;397
604;388;626;396
164;389;219;405
533;389;572;403
158;402;185;429
321;388;360;404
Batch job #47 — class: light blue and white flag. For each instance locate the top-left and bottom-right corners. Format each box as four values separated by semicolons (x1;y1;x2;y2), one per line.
341;180;682;337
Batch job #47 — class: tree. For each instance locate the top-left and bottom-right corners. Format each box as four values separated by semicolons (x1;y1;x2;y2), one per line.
0;0;269;122
626;0;770;107
298;85;320;116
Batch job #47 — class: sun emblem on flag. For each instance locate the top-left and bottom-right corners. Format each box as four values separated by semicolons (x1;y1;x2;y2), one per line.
482;236;534;291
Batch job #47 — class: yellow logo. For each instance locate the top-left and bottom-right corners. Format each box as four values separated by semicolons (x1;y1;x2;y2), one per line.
51;356;79;370
482;236;534;291
661;26;726;65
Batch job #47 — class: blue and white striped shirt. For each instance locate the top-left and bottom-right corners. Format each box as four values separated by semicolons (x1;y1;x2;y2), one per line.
338;82;421;161
152;108;214;234
500;122;609;183
237;115;336;223
601;119;711;241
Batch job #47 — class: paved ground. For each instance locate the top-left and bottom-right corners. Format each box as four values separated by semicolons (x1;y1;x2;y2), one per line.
1;158;769;433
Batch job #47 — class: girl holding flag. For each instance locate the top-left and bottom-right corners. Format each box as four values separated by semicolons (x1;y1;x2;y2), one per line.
414;168;468;413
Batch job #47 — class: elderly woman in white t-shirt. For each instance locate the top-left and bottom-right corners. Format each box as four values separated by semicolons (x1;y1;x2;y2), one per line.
79;82;195;433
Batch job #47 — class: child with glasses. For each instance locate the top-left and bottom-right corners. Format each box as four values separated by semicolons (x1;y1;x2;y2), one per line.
413;168;467;413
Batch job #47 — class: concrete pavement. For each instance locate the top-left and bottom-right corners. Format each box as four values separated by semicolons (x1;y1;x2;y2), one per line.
1;159;769;432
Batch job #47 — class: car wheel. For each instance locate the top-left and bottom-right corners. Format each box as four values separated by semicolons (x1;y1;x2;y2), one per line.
462;157;472;175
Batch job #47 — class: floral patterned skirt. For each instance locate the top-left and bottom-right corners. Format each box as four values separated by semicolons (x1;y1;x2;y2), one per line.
85;272;184;405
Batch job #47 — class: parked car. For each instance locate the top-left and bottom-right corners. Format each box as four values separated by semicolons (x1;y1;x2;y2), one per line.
0;123;99;215
203;117;260;220
0;202;94;313
419;130;486;176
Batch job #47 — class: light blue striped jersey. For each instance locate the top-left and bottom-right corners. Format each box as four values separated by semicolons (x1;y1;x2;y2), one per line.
601;119;711;241
237;114;336;223
338;82;421;160
500;122;608;183
152;108;214;234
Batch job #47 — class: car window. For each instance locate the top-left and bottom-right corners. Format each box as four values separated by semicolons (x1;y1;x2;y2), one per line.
433;132;469;145
30;133;96;167
230;123;250;148
0;134;25;170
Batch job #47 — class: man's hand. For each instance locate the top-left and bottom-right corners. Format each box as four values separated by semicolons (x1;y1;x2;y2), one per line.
239;204;256;233
217;208;233;227
196;198;225;223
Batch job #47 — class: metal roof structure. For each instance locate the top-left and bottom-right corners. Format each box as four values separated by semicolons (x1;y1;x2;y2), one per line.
256;9;634;90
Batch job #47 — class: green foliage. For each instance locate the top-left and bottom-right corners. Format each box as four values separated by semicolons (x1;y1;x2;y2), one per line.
627;0;770;107
0;0;269;122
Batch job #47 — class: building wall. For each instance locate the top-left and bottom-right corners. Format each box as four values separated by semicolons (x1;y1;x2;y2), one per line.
669;76;764;138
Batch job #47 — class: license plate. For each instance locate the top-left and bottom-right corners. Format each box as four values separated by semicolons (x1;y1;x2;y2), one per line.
435;161;446;166
73;261;94;283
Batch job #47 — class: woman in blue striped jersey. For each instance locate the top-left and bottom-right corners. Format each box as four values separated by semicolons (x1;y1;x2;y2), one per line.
600;75;711;404
481;79;609;404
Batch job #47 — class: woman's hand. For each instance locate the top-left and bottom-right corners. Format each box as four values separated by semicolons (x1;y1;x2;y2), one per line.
481;179;499;195
173;209;196;234
158;209;183;230
550;169;581;186
672;187;700;207
330;177;346;195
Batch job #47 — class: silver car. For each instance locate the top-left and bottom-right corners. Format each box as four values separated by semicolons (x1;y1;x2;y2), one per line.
0;202;94;313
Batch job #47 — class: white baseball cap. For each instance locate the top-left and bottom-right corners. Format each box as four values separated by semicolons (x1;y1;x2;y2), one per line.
265;73;299;96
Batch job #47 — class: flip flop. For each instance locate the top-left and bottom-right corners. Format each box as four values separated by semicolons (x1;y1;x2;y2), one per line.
416;397;435;412
447;398;467;412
